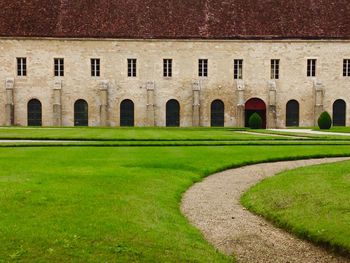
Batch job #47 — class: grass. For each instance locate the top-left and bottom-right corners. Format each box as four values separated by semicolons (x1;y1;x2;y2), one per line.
241;160;350;255
1;145;350;262
0;127;287;141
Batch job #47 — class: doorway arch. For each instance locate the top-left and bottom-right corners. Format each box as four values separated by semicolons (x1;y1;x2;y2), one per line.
74;99;88;126
211;100;225;127
166;99;180;127
245;98;266;128
333;99;346;126
120;99;135;127
286;100;300;127
27;99;42;126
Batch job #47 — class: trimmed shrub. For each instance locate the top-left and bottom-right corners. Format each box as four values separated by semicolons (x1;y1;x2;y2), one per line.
249;113;263;129
318;111;332;130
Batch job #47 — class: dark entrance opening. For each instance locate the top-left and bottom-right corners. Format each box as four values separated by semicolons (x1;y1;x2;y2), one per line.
120;99;135;127
333;99;346;126
245;98;267;128
286;100;300;127
166;99;180;127
74;99;88;126
27;99;42;126
211;100;225;127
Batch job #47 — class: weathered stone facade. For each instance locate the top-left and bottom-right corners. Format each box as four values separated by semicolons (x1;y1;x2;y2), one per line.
1;38;349;127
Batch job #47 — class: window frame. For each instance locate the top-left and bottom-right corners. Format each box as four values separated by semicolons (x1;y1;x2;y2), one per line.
307;59;317;77
234;59;243;80
198;59;208;77
163;59;173;78
271;59;280;80
17;57;27;77
91;58;100;77
127;58;137;78
343;59;350;77
54;58;64;77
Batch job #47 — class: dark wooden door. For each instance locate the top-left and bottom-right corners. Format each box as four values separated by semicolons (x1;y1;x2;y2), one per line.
166;100;180;127
211;100;224;127
28;99;42;126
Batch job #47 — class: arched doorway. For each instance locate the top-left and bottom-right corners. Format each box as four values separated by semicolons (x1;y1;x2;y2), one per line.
286;100;300;127
166;99;180;127
74;99;88;126
245;98;266;128
211;100;225;127
333;99;346;126
27;99;42;126
120;99;135;127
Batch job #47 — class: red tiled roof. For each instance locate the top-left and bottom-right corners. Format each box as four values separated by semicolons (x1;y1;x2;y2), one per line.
0;0;349;39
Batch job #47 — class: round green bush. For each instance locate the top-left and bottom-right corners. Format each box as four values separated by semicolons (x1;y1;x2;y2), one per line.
318;111;332;130
249;112;263;129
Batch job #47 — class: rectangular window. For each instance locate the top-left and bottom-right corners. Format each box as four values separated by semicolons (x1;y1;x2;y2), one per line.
198;59;208;77
271;59;280;79
343;59;350;77
17;57;27;76
54;58;64;77
307;59;316;77
163;59;172;77
128;58;137;77
91;58;100;77
234;59;243;79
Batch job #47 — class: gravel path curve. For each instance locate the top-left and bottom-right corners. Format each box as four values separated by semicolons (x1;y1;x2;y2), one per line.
181;157;350;263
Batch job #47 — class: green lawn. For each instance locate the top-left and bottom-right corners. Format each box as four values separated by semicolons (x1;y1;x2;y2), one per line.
0;127;284;141
1;145;350;262
241;161;350;254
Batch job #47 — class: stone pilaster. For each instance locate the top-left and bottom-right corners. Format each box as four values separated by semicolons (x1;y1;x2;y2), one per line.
236;80;245;127
53;80;62;126
192;81;201;126
99;81;109;127
314;79;324;126
5;78;14;126
268;80;277;128
146;81;155;126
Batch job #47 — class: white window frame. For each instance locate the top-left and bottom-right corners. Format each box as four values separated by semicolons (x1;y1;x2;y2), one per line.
54;58;64;77
234;59;243;80
17;57;27;76
91;58;100;77
128;58;137;77
198;59;208;77
163;59;172;78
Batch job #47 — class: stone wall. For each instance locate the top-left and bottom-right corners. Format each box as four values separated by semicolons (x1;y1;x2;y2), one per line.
0;38;349;127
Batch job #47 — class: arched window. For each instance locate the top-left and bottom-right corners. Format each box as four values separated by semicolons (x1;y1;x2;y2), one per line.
333;99;346;126
211;100;225;127
286;100;300;127
27;99;42;126
166;99;180;127
245;98;267;128
74;99;88;126
120;99;135;127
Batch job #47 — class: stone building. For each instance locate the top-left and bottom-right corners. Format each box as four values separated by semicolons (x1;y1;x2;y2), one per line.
1;0;350;128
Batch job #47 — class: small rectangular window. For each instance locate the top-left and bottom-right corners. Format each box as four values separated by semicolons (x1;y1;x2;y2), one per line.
307;59;316;77
199;59;208;77
234;59;243;79
271;59;280;79
91;58;100;77
343;59;350;77
17;57;27;76
128;58;137;77
163;59;172;77
54;58;64;77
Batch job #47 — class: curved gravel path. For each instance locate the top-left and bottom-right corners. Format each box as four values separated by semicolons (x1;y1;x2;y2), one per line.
181;157;350;263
